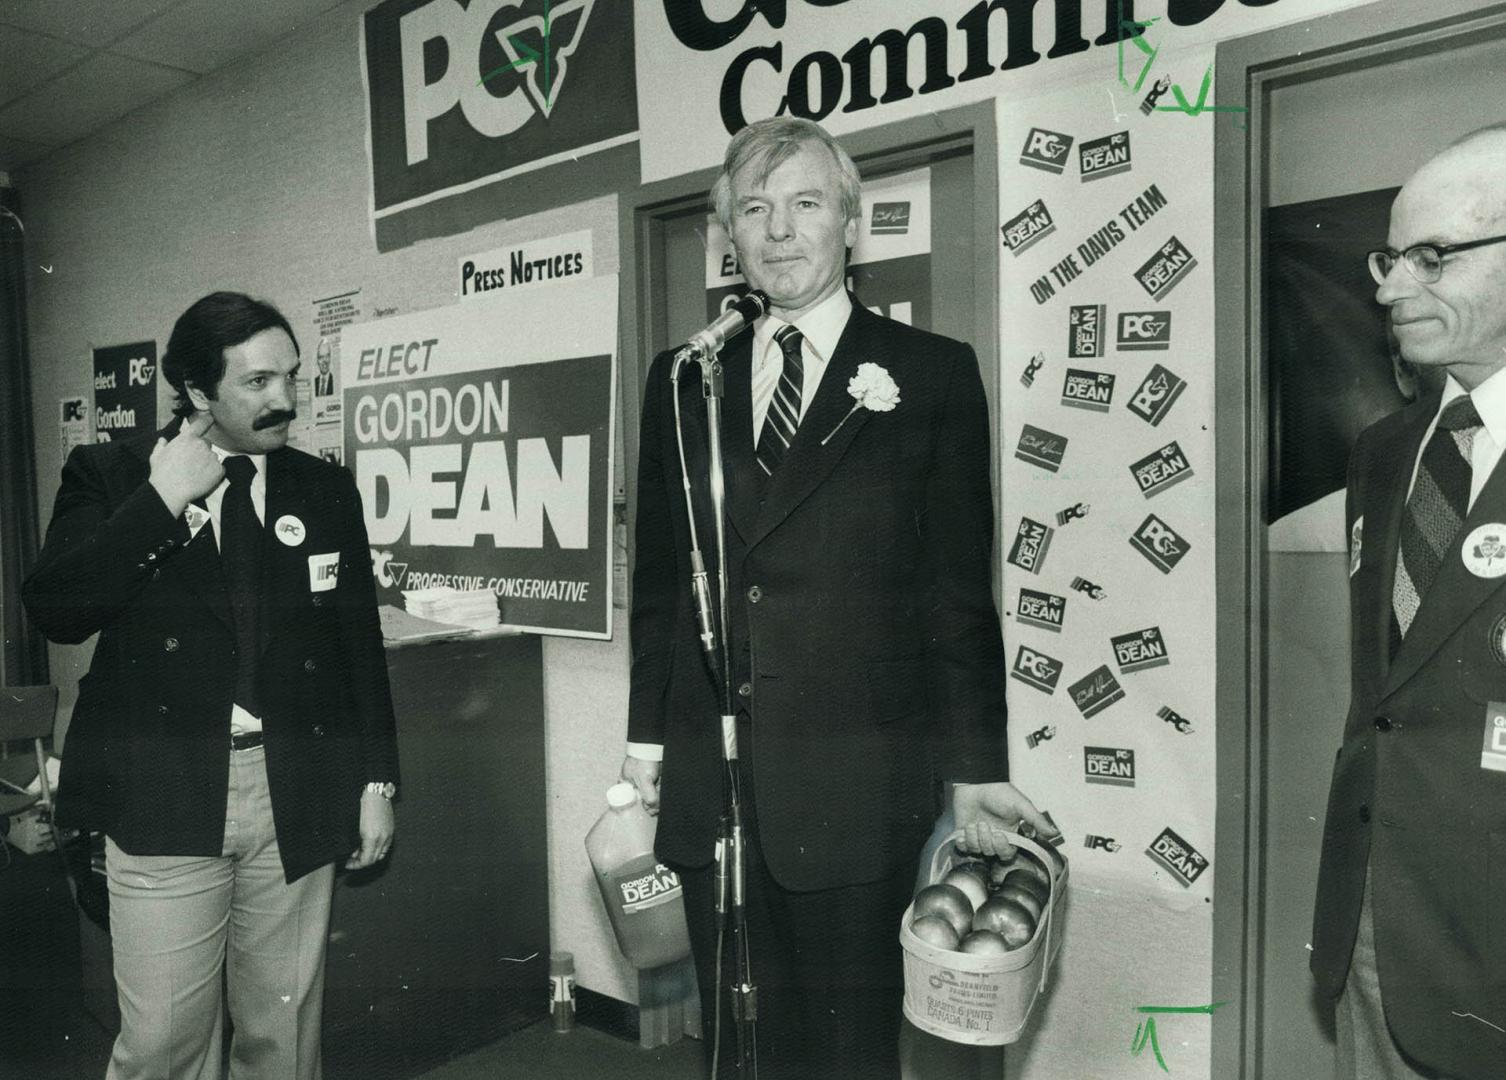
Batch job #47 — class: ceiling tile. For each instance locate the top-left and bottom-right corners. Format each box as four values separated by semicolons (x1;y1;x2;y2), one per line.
0;52;194;146
0;26;90;108
0;131;54;172
112;0;348;74
0;0;182;49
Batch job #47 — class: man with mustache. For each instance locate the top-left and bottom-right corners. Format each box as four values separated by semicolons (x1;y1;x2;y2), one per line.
25;291;399;1080
1311;128;1506;1080
622;118;1054;1080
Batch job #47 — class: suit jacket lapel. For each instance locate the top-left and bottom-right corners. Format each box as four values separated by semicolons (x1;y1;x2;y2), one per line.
746;303;873;550
719;338;761;546
261;449;298;658
1358;401;1431;693
134;419;234;632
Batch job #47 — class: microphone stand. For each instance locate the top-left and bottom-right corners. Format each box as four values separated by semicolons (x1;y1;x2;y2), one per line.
670;339;756;1077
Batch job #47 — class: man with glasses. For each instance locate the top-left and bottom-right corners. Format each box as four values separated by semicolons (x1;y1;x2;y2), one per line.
1311;128;1506;1080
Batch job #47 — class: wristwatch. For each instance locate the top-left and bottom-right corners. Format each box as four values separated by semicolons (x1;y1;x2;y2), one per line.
364;781;397;800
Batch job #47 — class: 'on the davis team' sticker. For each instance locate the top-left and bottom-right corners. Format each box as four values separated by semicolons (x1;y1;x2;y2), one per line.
308;552;339;592
1462;524;1506;579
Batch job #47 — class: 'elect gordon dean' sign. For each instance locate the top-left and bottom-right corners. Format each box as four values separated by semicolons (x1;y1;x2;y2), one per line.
362;0;637;224
339;274;618;639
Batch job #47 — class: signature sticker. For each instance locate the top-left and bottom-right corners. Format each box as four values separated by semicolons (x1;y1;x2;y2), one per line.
308;552;339;592
1462;524;1506;578
275;514;307;547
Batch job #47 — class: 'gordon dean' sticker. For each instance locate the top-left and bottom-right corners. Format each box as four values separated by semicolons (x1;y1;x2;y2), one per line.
308;552;339;592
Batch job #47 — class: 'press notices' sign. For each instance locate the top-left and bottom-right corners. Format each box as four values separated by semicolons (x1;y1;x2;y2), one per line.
340;274;618;639
459;229;594;300
361;0;637;231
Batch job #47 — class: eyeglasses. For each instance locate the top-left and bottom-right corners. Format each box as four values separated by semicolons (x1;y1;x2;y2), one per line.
1367;232;1506;284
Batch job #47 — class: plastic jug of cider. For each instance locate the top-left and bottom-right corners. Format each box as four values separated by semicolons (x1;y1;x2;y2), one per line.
585;782;692;969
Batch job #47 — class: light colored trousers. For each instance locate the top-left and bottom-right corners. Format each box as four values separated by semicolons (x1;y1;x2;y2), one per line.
104;746;334;1080
1335;868;1450;1080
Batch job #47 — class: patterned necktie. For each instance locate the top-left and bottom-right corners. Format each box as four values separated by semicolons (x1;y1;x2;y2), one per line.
221;455;264;716
1392;394;1483;644
755;324;804;481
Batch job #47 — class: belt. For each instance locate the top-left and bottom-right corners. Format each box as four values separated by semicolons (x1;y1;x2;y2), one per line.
230;731;265;751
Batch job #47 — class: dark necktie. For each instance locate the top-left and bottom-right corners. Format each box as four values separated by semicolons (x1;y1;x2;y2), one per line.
221;455;264;716
755;324;804;482
1392;393;1483;647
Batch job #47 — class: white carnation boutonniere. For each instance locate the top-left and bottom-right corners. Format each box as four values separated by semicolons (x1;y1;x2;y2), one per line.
821;363;901;445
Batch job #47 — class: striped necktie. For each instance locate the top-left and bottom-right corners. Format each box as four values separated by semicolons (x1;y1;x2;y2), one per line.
1392;393;1483;645
755;324;804;481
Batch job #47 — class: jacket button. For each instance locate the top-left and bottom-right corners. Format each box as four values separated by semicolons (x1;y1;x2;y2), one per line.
312;723;326;737
1358;804;1371;823
747;586;763;603
1374;716;1392;732
311;595;326;607
304;659;317;672
164;637;179;652
738;682;752;698
157;704;170;716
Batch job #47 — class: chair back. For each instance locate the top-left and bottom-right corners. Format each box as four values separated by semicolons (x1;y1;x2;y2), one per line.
0;685;59;815
0;685;59;741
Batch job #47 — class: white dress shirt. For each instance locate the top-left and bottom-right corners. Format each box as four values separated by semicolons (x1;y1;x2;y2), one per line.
1408;369;1506;510
749;288;853;444
203;446;267;734
627;289;856;765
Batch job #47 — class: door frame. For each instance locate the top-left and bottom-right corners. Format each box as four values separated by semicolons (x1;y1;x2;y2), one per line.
615;99;1001;598
1212;3;1506;1077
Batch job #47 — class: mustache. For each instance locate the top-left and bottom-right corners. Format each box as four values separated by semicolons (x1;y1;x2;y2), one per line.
253;409;297;430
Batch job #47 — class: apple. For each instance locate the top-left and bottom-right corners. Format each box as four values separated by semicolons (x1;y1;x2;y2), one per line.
986;858;1011;891
995;880;1043;921
913;883;973;940
910;914;961;951
1006;848;1052;891
1004;868;1050;908
972;897;1036;949
960;929;1011;955
942;867;988;911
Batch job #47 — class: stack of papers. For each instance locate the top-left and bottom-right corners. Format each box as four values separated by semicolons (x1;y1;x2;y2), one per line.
400;586;501;630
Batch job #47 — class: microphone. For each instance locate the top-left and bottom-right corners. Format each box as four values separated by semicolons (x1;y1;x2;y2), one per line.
686;289;770;357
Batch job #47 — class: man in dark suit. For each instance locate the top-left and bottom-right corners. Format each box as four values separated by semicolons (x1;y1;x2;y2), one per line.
621;117;1054;1080
24;292;399;1080
313;338;335;397
1312;128;1506;1080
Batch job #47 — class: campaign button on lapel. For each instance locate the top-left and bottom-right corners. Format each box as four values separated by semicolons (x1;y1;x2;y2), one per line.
274;515;307;547
1462;524;1506;578
184;504;210;538
1491;614;1506;667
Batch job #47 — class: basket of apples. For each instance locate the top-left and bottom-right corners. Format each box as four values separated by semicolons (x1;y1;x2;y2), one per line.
898;830;1067;1044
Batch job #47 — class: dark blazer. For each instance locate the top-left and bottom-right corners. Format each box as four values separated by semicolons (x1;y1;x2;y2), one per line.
1311;390;1506;1079
24;419;399;883
628;300;1008;892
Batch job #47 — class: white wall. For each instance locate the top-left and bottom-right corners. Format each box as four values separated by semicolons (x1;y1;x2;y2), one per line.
20;0;639;1006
